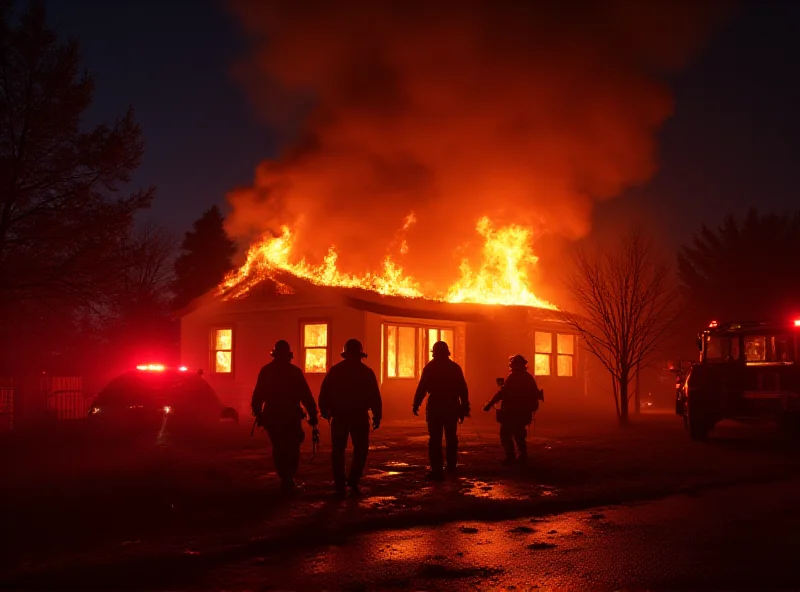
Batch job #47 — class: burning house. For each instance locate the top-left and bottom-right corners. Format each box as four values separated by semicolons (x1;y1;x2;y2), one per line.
179;277;586;420
178;221;591;420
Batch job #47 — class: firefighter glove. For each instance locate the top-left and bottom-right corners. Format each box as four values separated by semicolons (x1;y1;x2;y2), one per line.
412;405;419;416
372;417;381;430
483;403;492;412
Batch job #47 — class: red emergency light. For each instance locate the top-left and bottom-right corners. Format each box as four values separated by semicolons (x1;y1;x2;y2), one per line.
794;319;800;327
709;320;718;328
179;366;188;372
136;364;166;372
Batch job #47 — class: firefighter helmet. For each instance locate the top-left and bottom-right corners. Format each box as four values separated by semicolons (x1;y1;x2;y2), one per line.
271;339;293;359
509;354;528;369
431;341;451;358
341;338;368;359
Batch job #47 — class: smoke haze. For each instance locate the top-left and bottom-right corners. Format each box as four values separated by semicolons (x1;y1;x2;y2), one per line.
225;0;727;290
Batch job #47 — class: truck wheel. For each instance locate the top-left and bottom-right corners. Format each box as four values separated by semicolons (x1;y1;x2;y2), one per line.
687;397;710;441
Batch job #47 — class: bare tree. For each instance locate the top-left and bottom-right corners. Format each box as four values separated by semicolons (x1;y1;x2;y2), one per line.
561;228;679;423
122;221;178;308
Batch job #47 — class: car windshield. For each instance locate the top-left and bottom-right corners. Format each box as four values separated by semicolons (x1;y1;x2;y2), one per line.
96;371;219;407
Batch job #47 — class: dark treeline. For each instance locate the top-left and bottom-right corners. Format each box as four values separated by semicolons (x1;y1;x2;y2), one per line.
0;2;235;386
678;209;800;328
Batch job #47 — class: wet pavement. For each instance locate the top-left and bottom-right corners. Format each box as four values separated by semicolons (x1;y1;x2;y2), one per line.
205;477;800;590
6;412;800;589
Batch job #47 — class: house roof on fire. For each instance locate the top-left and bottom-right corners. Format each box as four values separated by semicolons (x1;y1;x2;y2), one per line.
176;273;566;326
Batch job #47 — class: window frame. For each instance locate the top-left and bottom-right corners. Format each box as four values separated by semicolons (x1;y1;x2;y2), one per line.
556;333;576;377
299;319;332;375
210;326;235;376
383;323;419;381
533;331;552;377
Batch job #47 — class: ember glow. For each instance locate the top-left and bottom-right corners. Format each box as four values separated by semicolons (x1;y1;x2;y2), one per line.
219;216;556;309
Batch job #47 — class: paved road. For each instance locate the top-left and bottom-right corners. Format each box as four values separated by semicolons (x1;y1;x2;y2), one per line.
206;478;800;591
6;413;800;590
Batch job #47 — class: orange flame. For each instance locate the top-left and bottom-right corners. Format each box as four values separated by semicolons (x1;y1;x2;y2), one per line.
445;217;555;309
219;216;556;310
219;225;423;299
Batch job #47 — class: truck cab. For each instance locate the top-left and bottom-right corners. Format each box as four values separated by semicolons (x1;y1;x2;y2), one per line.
680;319;800;440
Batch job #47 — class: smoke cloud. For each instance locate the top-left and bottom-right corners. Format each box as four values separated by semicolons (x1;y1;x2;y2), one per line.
225;0;727;286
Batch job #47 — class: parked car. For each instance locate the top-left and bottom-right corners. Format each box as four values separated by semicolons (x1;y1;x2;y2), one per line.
87;364;238;436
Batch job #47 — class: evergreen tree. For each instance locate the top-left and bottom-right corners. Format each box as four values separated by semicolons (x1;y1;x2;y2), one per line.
678;209;800;326
172;205;236;310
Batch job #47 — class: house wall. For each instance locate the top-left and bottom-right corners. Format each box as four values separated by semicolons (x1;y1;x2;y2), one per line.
181;295;605;422
361;310;592;421
180;302;366;417
463;318;590;413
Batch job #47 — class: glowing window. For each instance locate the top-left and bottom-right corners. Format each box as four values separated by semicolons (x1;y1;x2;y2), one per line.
302;323;329;373
557;334;575;377
426;327;455;361
384;324;417;379
213;328;233;373
534;331;552;376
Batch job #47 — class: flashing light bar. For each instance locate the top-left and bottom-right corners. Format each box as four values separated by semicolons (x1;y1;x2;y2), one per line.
709;320;718;328
136;364;166;372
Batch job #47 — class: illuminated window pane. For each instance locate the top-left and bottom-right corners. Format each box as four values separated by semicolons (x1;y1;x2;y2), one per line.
387;325;397;378
441;329;454;352
305;348;327;373
428;328;438;361
534;353;550;376
215;350;232;373
557;334;574;355
535;332;552;354
215;329;232;351
303;323;328;348
557;355;573;377
398;326;416;378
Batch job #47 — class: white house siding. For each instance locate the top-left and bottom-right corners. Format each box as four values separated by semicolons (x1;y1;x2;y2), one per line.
179;285;602;421
180;296;366;417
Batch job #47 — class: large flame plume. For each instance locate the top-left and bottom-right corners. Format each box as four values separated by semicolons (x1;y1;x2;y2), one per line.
225;0;726;284
220;215;556;309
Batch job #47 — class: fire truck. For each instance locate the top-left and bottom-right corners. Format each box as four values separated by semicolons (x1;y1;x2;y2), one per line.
678;318;800;440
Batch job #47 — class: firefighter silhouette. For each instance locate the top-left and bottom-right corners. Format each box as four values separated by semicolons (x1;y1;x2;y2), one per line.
251;340;318;491
413;341;470;480
318;339;382;495
483;354;541;465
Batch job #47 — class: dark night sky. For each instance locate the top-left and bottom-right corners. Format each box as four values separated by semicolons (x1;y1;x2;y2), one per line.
42;0;800;250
